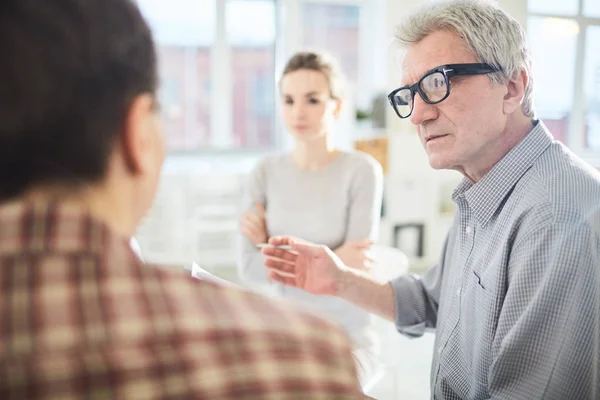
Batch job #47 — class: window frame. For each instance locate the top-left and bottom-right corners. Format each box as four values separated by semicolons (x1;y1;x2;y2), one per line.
528;0;600;166
142;0;379;156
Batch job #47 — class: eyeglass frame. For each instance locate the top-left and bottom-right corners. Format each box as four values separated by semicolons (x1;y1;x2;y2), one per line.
387;63;501;119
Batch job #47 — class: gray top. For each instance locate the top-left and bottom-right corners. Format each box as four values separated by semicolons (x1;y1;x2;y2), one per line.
237;151;383;348
391;121;600;399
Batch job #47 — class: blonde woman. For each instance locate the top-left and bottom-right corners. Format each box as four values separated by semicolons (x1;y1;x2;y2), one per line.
237;51;384;386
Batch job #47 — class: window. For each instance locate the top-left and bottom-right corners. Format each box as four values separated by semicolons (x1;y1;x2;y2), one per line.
138;0;276;151
527;17;577;144
301;3;361;81
528;0;600;157
137;0;379;153
227;0;277;149
583;26;600;150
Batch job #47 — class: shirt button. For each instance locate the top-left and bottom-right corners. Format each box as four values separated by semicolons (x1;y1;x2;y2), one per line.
456;289;461;297
465;226;472;235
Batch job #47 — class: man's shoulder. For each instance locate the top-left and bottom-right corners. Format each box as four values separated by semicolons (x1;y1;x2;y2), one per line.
516;142;600;223
152;266;351;341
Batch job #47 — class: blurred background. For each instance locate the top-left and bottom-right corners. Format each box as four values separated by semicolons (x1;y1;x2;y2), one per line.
132;0;600;397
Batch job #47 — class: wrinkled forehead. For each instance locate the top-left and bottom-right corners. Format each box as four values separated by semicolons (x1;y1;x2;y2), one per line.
399;30;476;86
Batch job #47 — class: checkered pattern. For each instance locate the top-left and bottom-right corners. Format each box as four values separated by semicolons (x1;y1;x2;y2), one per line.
391;121;600;399
0;201;363;399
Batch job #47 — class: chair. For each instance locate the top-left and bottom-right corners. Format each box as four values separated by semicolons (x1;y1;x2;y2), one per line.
371;244;409;282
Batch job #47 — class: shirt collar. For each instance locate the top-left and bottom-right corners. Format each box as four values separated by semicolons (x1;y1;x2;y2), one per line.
452;120;554;227
0;200;117;257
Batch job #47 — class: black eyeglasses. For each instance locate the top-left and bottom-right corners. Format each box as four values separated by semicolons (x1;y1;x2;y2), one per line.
387;63;500;119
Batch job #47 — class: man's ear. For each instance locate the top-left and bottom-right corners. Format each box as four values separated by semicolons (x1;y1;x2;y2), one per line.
503;68;528;115
120;94;156;175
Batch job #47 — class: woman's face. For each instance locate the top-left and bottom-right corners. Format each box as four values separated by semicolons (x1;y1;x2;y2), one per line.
280;69;341;141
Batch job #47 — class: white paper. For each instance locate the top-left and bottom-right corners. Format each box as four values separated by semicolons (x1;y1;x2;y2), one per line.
191;262;237;287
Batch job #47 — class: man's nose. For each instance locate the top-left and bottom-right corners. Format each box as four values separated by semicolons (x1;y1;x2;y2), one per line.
410;93;438;126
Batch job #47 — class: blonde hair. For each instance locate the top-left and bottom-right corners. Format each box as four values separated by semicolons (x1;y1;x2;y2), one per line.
280;51;346;100
394;0;534;118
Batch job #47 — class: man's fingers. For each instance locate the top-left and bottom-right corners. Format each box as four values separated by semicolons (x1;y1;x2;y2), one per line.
291;241;326;256
261;246;298;262
268;270;297;287
268;236;294;246
264;257;296;272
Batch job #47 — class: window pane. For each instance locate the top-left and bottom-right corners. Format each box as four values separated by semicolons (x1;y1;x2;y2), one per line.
583;26;600;150
584;0;600;18
528;0;578;16
227;0;276;149
528;17;578;143
301;3;361;81
138;0;214;151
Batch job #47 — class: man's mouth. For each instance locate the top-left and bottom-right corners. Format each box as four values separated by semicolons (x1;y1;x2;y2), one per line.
425;134;449;143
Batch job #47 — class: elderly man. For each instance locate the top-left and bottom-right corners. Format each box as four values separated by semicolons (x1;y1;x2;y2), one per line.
0;0;365;398
263;1;600;399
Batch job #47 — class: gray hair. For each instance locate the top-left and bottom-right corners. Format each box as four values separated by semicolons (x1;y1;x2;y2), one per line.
394;0;534;118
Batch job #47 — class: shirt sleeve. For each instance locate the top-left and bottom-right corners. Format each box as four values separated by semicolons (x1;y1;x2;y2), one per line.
344;155;384;242
487;219;600;399
389;233;447;338
236;159;270;285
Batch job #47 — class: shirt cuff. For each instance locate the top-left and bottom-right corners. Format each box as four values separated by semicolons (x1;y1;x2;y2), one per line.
390;274;430;338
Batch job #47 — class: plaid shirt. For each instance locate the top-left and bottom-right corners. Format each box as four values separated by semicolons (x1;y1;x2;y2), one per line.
0;201;363;399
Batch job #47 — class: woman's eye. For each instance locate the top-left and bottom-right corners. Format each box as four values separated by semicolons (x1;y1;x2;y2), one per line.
309;98;320;104
284;99;293;105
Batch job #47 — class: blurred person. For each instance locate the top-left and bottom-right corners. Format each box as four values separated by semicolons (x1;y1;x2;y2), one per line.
236;50;384;386
0;1;366;398
261;1;600;399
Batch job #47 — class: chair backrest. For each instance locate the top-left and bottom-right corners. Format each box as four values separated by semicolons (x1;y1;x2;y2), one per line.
371;244;409;282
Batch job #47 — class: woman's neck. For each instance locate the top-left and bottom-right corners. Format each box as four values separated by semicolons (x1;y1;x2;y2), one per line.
292;135;339;171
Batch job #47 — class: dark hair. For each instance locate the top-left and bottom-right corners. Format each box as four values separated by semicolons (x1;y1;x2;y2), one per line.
280;51;346;100
0;0;158;201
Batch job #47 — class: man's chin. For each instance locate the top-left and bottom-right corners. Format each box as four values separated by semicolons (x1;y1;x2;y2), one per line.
427;155;449;170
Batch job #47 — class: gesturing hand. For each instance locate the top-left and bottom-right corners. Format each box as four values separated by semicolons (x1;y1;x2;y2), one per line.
261;236;347;296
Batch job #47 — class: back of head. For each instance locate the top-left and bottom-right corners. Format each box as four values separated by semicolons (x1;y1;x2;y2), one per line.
280;51;346;100
0;0;157;202
394;0;534;118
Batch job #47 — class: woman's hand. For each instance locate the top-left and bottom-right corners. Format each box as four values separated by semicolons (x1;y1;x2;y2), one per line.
240;202;268;245
334;241;374;272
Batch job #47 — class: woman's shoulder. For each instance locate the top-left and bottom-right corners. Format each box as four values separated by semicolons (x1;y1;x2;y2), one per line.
253;152;292;172
338;150;382;174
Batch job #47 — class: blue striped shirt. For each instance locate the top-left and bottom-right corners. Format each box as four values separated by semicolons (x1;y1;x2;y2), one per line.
391;121;600;399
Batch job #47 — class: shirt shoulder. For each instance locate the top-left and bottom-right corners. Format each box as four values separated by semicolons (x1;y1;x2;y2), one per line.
156;266;348;338
252;152;291;174
521;142;600;225
336;151;383;183
149;268;361;396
